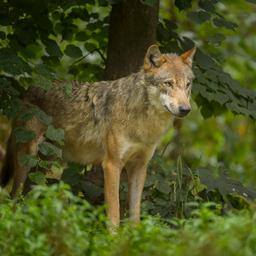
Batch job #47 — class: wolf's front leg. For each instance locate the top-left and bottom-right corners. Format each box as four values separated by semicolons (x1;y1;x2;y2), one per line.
102;159;122;229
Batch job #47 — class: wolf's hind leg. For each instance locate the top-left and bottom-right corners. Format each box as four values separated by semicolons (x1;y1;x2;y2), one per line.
126;161;147;223
126;148;155;223
11;119;45;198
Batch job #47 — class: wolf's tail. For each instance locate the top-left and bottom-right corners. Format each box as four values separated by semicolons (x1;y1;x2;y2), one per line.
0;132;14;187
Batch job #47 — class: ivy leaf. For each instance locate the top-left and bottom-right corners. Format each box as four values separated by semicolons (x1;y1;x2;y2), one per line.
14;127;36;143
38;159;54;169
64;44;82;58
29;172;47;185
39;141;62;158
63;81;73;96
62;163;84;186
19;154;38;168
45;125;64;146
18;107;52;125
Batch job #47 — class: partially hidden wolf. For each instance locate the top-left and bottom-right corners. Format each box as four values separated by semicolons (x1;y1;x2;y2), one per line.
1;45;196;228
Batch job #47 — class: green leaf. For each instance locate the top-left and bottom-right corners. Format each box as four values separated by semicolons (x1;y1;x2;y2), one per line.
81;181;103;201
51;11;63;21
39;141;62;158
18;107;52;125
38;159;53;169
0;31;6;39
76;32;89;41
64;44;83;58
34;64;56;79
0;77;20;97
63;81;73;96
21;43;42;59
29;172;47;185
155;181;171;194
0;50;32;75
45;125;64;146
43;39;63;58
19;154;38;168
62;163;84;186
14;127;36;143
175;0;192;10
195;50;216;69
33;75;52;90
188;11;211;24
84;42;96;52
213;17;238;30
199;0;217;12
69;7;89;20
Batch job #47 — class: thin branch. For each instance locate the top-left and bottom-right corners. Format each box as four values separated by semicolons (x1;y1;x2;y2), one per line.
70;48;106;67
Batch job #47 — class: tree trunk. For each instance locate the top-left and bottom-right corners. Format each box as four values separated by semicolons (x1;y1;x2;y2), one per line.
104;0;160;80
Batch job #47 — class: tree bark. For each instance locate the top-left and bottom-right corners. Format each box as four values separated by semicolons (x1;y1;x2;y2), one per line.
104;0;160;80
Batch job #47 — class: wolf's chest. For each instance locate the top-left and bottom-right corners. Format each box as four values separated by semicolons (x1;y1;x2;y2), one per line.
127;113;172;145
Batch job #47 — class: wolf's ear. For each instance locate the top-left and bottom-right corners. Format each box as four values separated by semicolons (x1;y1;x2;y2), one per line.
144;45;165;70
180;47;196;67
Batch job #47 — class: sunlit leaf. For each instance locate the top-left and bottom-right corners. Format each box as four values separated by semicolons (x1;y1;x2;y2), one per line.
29;171;47;185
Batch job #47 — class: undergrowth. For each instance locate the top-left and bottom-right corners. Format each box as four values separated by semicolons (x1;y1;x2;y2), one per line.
0;183;256;256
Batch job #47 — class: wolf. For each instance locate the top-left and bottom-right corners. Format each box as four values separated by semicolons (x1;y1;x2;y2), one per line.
1;45;196;228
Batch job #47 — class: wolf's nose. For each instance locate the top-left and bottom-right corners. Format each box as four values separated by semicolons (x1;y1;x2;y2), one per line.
178;106;191;116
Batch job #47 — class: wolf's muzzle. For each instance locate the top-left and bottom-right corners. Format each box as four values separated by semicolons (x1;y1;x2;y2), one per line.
178;106;191;117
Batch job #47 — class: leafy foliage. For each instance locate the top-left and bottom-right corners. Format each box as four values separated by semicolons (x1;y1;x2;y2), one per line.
159;0;256;119
61;155;256;218
0;0;108;119
0;184;256;256
0;184;108;256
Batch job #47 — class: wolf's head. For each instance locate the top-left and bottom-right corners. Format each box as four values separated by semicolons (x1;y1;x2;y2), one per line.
144;45;196;118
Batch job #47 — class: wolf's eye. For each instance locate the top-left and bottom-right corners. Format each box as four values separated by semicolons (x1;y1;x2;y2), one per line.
186;82;191;88
164;81;174;88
